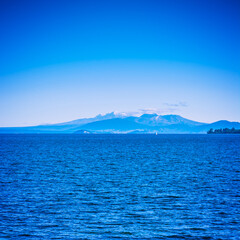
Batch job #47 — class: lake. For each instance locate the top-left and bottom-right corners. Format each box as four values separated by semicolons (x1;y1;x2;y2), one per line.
0;134;239;239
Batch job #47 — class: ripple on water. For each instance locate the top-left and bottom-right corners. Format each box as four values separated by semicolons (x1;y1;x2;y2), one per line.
0;134;240;239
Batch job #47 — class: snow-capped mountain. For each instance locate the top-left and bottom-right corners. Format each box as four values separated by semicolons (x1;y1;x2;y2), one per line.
0;112;239;134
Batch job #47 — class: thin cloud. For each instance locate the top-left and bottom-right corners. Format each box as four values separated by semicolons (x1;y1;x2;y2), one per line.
115;103;188;117
164;102;188;107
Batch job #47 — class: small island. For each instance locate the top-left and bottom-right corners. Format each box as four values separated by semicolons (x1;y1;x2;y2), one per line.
207;128;240;134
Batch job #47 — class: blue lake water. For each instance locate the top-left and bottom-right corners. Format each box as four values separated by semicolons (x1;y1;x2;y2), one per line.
0;134;239;239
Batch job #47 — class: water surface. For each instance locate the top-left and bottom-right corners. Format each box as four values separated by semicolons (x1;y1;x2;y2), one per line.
0;134;239;239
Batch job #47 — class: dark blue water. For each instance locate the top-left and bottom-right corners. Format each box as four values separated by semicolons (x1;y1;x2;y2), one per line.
0;134;239;239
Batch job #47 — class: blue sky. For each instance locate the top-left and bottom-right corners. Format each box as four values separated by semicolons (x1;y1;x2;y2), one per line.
0;0;240;126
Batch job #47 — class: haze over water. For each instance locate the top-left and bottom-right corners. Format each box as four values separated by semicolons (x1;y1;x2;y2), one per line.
0;134;239;239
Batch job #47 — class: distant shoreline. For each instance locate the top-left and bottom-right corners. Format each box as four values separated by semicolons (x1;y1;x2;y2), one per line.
0;133;236;135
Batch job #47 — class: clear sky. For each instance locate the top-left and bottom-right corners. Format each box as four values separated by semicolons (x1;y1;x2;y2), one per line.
0;0;240;126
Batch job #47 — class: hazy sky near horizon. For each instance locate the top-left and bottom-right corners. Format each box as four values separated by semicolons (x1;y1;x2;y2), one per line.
0;0;240;127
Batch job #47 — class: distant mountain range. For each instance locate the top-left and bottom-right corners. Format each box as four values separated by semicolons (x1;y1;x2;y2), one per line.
1;112;240;134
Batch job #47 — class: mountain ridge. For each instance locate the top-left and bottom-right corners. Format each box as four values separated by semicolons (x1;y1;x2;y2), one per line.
0;112;239;134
